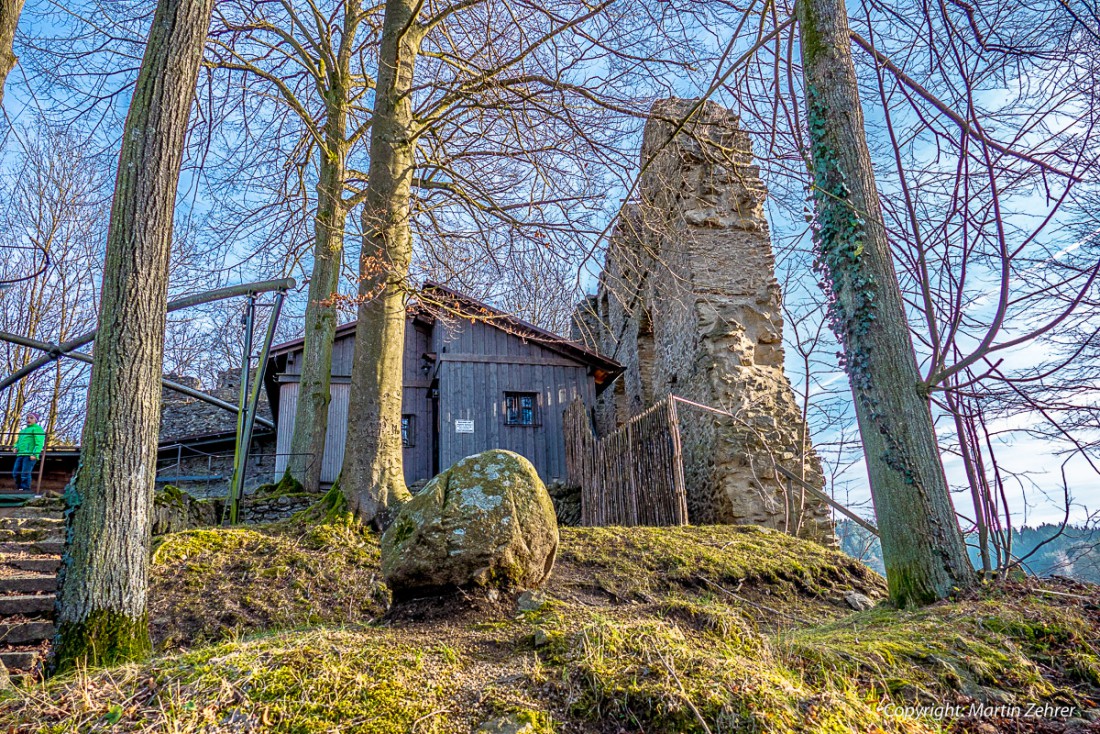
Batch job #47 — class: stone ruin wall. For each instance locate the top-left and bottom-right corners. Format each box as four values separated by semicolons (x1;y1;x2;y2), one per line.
577;98;834;542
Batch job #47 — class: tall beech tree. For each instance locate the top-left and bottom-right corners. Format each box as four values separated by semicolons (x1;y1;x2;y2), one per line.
51;0;215;672
338;0;636;524
339;0;633;523
797;0;973;606
205;0;379;494
338;0;749;526
341;0;418;526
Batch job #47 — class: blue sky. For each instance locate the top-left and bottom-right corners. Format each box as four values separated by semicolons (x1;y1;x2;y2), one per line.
2;0;1096;529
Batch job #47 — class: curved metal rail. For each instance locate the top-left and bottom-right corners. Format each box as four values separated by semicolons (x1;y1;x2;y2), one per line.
0;278;296;393
0;331;275;429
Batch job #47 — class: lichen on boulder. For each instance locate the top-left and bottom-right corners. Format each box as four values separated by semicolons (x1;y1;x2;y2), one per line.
381;450;559;599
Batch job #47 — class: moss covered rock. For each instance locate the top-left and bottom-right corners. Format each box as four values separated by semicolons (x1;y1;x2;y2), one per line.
152;485;219;535
381;450;559;599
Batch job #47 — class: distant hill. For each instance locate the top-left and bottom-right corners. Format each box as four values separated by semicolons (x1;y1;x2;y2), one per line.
836;520;1100;583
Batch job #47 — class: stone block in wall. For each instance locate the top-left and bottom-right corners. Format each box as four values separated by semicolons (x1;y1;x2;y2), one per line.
153;485;222;535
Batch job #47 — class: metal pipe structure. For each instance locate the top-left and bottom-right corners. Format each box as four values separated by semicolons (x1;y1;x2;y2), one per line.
0;278;296;393
0;331;275;429
226;295;256;525
227;289;286;524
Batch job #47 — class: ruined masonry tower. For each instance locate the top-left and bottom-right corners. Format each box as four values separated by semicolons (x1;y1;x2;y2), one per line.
576;98;834;542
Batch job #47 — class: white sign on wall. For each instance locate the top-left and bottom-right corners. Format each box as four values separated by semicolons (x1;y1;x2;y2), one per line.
455;419;475;434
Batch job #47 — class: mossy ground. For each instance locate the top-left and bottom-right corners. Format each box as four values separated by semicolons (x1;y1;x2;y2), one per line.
147;518;387;648
4;520;1098;733
153;484;187;509
251;472;305;499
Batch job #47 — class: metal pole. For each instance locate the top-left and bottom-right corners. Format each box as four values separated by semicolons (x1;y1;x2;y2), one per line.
0;278;296;393
230;290;286;524
227;295;256;525
34;432;47;495
0;331;274;429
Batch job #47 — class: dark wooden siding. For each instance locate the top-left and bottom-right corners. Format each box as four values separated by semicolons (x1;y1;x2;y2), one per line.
402;320;434;483
281;326;357;378
273;381;347;484
435;319;596;482
274;318;437;485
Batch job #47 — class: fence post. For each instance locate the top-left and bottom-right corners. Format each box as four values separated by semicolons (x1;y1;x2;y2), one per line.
667;397;688;525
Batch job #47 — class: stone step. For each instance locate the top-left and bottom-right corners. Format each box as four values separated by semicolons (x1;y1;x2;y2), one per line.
0;649;40;671
24;496;65;509
0;528;64;543
0;620;54;645
0;540;64;556
1;557;60;574
0;595;54;616
1;506;64;520
0;575;55;594
0;516;63;530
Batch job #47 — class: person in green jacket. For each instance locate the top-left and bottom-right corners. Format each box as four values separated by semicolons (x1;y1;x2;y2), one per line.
12;413;45;493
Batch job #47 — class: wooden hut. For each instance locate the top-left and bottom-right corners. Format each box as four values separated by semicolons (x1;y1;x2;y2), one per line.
264;283;621;486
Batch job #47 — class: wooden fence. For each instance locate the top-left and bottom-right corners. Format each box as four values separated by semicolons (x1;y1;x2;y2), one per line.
563;395;689;527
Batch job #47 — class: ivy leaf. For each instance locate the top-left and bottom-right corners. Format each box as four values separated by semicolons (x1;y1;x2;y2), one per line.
104;704;123;725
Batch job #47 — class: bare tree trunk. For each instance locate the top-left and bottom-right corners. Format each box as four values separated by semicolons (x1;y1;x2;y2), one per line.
946;388;992;577
798;0;973;607
287;118;349;494
280;0;364;495
341;0;420;528
0;0;25;107
51;0;214;674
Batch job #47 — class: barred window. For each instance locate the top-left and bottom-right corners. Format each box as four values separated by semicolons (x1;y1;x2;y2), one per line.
504;392;538;426
401;414;415;447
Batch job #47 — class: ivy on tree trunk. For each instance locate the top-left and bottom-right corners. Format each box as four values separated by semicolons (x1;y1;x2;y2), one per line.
797;0;974;606
51;0;215;674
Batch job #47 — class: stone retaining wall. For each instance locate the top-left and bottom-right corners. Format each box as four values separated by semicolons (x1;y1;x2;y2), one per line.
237;493;314;524
153;486;318;533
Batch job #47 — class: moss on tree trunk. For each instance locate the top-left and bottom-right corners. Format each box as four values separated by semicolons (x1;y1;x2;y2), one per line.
52;611;152;671
797;0;974;607
288;120;350;494
50;0;215;675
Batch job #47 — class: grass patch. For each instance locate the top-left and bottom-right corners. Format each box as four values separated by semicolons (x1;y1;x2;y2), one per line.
533;607;940;733
781;588;1100;704
8;524;1097;734
11;629;465;733
557;525;885;609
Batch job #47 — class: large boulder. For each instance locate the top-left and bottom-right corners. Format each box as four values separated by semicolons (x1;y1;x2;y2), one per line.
381;450;559;599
